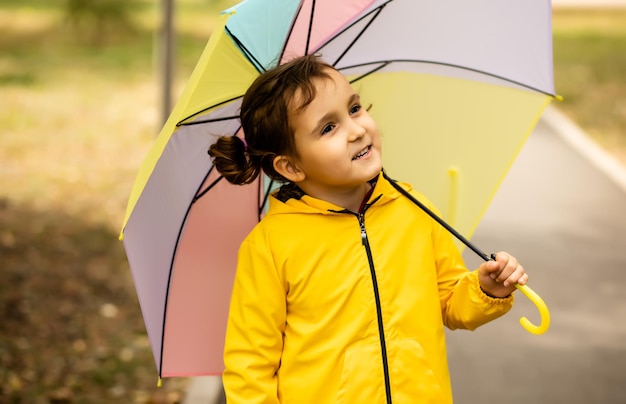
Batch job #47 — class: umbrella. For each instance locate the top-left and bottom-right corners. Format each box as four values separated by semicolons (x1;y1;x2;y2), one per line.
120;0;555;381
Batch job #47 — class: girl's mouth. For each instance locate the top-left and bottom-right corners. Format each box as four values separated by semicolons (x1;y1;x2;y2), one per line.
352;145;371;160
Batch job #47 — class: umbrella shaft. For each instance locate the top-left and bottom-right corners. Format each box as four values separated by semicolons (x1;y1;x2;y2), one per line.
383;172;491;262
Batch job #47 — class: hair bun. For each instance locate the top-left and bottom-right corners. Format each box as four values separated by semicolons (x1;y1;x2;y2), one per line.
208;136;259;185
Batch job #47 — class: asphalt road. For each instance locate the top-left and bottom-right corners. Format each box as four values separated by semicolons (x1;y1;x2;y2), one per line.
447;109;626;403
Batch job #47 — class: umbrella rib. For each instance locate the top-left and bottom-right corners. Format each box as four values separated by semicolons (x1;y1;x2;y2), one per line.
305;0;316;55
179;115;240;127
258;177;275;219
344;62;390;84
342;60;557;98
193;167;225;203
176;96;243;126
330;4;387;67
278;0;306;62
225;26;267;73
257;177;262;221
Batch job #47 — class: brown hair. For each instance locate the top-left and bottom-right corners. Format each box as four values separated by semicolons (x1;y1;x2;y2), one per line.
208;54;333;185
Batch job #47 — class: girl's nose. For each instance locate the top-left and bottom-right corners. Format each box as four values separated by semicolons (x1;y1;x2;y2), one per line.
347;119;366;141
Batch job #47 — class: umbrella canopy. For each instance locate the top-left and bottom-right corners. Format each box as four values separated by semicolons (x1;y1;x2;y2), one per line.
121;0;557;379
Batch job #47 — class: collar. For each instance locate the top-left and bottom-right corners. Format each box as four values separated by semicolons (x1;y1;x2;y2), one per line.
269;171;409;214
274;176;380;204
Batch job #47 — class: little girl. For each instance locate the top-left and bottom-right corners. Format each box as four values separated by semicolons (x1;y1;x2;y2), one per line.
208;54;527;403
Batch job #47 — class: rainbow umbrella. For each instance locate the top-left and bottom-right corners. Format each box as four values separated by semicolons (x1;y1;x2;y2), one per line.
121;0;555;381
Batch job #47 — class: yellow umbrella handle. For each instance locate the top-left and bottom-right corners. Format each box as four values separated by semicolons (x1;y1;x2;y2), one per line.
513;283;550;335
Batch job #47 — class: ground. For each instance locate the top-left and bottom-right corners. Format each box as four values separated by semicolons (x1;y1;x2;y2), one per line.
0;201;190;402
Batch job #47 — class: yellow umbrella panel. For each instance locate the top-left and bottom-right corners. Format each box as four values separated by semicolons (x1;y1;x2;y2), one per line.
356;71;553;242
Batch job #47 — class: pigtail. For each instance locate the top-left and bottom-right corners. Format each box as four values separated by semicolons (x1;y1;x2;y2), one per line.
208;136;260;185
209;54;334;186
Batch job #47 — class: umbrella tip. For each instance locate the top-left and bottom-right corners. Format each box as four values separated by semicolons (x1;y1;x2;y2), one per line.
118;231;124;241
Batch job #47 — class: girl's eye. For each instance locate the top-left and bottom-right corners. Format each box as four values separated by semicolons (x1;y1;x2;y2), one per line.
350;104;362;115
321;124;335;135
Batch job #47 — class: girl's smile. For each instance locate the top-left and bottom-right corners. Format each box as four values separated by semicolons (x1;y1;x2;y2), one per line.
352;145;372;160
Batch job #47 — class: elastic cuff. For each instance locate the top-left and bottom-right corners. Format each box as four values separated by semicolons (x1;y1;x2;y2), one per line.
473;275;514;305
480;286;511;300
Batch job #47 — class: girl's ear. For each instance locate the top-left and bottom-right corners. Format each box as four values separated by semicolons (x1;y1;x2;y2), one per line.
273;155;305;183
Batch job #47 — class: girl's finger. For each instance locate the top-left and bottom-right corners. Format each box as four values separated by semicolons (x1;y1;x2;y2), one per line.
502;265;525;287
495;256;519;282
517;273;528;285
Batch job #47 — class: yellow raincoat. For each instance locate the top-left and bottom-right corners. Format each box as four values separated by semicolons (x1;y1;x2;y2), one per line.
223;172;513;403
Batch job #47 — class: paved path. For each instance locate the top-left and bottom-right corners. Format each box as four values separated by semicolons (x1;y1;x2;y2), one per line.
447;1;626;402
446;106;626;403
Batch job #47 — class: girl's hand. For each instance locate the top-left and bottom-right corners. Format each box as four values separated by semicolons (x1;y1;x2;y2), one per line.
478;251;528;298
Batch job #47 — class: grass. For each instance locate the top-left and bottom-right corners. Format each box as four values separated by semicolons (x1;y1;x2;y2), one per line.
553;8;626;163
0;0;237;222
0;2;624;402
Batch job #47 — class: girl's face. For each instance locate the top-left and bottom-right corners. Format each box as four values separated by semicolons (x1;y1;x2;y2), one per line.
287;69;382;202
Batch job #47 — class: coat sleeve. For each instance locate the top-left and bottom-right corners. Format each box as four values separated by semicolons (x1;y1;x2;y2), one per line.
431;219;514;331
222;237;286;404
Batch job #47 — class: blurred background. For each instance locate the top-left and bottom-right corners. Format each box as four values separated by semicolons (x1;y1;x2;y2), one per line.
0;0;624;402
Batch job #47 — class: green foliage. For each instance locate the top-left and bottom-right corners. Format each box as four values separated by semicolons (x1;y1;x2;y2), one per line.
63;0;141;44
552;9;626;159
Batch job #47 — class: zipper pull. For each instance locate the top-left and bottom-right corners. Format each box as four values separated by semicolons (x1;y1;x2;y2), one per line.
358;214;367;245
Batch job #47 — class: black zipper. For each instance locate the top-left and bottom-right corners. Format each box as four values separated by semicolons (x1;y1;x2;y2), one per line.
331;200;392;404
357;212;392;404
